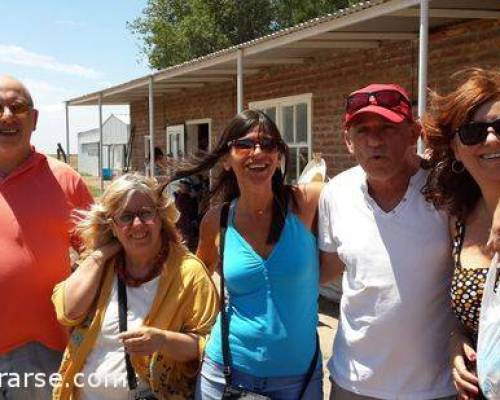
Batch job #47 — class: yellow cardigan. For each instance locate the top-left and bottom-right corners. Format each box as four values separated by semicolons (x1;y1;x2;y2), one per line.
52;242;218;399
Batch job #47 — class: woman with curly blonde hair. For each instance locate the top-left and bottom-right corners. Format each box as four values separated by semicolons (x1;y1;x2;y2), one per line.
422;67;500;400
52;173;218;399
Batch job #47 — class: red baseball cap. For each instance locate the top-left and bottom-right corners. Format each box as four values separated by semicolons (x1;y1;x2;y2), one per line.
345;83;413;127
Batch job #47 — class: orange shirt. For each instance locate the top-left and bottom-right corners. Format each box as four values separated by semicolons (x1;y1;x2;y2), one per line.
0;151;93;355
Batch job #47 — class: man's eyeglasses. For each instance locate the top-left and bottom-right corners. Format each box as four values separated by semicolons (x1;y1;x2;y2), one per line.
228;137;281;154
0;103;32;117
456;119;500;146
346;90;410;114
112;207;157;227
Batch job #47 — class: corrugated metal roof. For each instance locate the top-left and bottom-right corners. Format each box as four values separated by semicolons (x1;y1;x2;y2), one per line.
66;0;500;106
66;0;395;105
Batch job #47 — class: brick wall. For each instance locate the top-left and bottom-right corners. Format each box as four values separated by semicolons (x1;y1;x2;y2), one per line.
130;18;500;177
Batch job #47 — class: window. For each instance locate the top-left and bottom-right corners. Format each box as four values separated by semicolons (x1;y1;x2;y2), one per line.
81;142;99;156
249;94;312;184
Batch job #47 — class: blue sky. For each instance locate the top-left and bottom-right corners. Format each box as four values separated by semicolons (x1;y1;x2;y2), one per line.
1;1;152;153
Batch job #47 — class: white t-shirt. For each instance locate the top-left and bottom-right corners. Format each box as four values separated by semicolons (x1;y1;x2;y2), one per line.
79;275;160;400
318;166;456;400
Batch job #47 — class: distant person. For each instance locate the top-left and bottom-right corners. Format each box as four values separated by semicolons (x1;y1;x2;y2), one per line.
319;83;457;399
154;146;168;177
174;179;199;251
56;142;67;163
0;75;93;398
422;68;500;399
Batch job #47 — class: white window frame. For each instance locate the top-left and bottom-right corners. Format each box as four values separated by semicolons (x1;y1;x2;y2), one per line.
144;135;151;176
185;118;212;152
166;124;185;159
249;93;313;182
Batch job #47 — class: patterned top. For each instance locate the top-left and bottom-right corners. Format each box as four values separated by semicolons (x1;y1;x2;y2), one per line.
451;221;499;335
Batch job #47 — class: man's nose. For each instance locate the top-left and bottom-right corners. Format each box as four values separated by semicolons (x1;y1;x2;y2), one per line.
366;131;384;146
0;105;14;120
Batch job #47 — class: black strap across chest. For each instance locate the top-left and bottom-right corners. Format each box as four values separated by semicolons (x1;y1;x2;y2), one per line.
117;277;139;391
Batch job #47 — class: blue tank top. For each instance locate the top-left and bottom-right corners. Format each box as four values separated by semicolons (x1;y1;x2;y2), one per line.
205;199;319;377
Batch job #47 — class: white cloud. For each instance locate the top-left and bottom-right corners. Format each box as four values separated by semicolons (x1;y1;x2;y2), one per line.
22;79;67;94
0;45;101;79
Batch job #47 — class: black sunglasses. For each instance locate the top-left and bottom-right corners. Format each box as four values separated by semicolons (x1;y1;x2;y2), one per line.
346;90;410;114
456;119;500;146
228;137;281;153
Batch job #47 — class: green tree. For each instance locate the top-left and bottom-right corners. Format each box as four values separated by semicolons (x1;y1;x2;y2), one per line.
129;0;359;69
272;0;356;29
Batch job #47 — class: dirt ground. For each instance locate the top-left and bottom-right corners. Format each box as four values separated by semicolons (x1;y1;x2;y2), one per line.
318;296;339;398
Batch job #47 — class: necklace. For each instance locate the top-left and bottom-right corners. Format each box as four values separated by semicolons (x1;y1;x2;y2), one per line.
116;244;169;287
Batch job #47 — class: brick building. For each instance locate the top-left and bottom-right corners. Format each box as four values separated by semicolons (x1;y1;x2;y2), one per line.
67;0;500;182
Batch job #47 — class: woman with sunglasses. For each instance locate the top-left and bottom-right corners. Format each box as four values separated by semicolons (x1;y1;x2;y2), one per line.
172;110;324;399
51;173;218;399
422;68;500;400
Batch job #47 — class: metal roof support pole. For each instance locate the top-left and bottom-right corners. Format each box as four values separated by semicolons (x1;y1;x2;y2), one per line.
98;93;104;192
149;76;155;177
97;93;104;194
417;0;429;154
237;49;244;113
65;101;70;163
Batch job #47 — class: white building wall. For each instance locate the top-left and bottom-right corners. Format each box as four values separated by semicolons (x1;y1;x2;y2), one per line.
77;115;130;176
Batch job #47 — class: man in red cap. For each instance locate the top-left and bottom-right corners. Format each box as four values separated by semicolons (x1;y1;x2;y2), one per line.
318;84;457;399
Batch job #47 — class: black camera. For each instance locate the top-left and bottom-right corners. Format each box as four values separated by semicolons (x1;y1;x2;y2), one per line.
222;386;271;400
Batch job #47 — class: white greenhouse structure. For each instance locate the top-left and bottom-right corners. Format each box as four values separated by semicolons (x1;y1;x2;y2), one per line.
77;114;130;176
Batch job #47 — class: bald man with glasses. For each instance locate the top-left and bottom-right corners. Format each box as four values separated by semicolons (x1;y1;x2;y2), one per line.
0;76;93;399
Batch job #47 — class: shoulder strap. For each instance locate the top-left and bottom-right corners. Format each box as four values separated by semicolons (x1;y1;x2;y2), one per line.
218;203;232;386
298;333;319;399
117;277;138;391
452;220;466;268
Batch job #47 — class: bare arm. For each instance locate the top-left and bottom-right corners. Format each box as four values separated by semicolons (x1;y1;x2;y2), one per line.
320;250;345;285
450;328;480;399
63;241;122;320
296;181;325;230
196;205;222;275
487;198;500;254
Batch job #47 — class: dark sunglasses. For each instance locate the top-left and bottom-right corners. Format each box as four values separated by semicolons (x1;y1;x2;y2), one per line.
456;119;500;146
228;137;281;153
346;90;410;114
0;102;32;117
113;207;157;227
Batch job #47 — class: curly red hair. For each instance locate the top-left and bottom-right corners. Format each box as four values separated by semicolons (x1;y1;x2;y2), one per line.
422;67;500;219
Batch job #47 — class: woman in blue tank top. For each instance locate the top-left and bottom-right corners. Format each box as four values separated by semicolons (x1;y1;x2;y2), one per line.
172;110;324;399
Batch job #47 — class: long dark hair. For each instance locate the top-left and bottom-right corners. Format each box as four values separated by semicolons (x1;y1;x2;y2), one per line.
422;67;500;220
171;109;297;244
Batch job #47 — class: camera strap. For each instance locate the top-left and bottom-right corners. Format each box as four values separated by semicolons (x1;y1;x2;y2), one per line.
218;202;319;399
117;276;139;391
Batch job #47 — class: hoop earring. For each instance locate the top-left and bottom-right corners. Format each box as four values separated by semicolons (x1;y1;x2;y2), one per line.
451;160;465;174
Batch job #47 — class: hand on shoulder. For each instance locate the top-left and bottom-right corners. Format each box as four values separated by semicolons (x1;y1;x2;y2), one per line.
297;181;325;213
